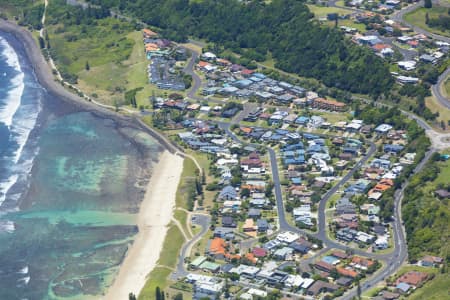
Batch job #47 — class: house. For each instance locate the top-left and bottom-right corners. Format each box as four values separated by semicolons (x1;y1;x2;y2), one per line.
257;219;269;232
243;219;257;236
222;216;237;228
274;247;294;260
371;158;391;170
288;241;310;254
335;197;356;214
336;228;357;242
331;250;348;260
201;52;217;61
375;124;393;134
306;281;339;296
398;60;416;71
199;261;221;273
419;255;443;267
375;236;389;249
435;189;450;199
229;264;260;278
314;261;335;272
207;237;227;259
395;282;411;294
218;186;238;201
142;28;158;38
420;54;436;63
337;267;359;278
336;277;353;287
351;256;375;270
277;231;300;244
395;271;428;286
214;227;235;240
384;144;404;154
190;256;207;269
252;247;267;258
248;208;261;219
379;291;400;300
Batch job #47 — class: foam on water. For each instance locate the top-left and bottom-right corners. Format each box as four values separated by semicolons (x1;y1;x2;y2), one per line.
0;36;41;209
18;266;29;274
0;36;24;128
0;174;18;207
0;220;15;233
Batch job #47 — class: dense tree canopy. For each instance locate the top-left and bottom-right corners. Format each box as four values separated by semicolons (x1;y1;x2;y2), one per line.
87;0;393;96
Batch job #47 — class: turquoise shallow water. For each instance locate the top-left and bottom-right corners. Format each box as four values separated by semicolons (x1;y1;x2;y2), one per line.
0;112;162;300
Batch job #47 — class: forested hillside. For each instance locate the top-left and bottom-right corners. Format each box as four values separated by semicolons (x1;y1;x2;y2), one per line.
86;0;393;96
402;154;450;263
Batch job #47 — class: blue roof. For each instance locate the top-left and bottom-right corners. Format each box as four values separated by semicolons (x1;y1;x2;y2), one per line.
384;144;404;152
252;72;266;79
396;282;411;292
275;129;290;135
270;134;283;141
307;144;323;153
313;138;326;146
234;79;253;87
303;133;319;140
295;116;309;124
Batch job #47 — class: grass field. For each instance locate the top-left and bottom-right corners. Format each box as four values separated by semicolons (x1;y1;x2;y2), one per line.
445;77;450;96
48;17;173;107
157;224;185;267
307;4;353;18
404;6;450;38
175;157;199;210
138;267;172;300
425;95;450;131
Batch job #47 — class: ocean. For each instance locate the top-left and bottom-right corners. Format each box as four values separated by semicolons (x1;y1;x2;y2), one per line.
0;32;162;299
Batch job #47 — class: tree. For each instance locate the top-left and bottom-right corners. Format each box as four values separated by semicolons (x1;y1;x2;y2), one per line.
174;293;183;300
85;61;90;71
424;0;432;9
128;293;137;300
155;286;162;300
38;36;45;49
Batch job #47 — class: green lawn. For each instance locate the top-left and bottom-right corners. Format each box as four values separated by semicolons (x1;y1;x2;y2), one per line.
157;224;185;268
138;267;171;300
174;209;191;239
334;19;367;32
404;6;450;38
445;77;450;97
307;4;353;18
175;157;199;210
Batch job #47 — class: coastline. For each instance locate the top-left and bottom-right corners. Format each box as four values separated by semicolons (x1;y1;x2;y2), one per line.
0;20;186;299
0;19;183;154
104;150;184;300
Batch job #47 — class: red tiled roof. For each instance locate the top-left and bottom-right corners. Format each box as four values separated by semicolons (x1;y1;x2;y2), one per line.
252;247;267;257
396;271;428;286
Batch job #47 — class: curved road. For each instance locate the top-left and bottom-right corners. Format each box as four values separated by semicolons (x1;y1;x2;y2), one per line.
180;43;436;296
390;0;450;108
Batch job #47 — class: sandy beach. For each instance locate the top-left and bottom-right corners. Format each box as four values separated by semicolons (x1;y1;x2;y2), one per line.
0;19;186;299
105;151;184;300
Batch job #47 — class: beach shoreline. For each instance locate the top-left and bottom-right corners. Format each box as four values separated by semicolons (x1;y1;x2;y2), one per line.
104;150;184;300
0;19;186;299
0;19;182;153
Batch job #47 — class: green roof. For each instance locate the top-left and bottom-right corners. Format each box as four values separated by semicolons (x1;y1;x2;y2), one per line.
199;261;221;271
190;256;207;267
